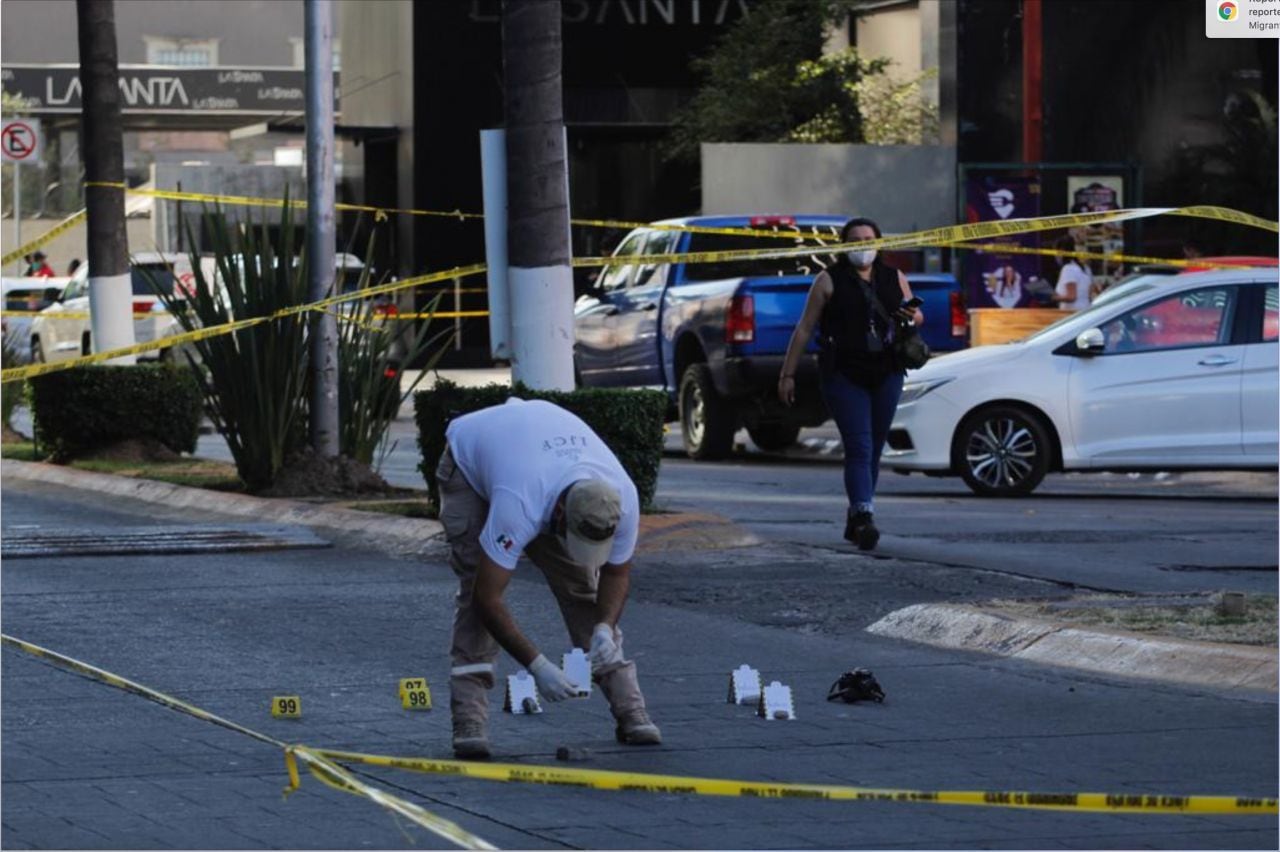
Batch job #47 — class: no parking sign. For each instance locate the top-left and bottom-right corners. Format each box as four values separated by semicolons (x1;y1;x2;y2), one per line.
1;120;43;165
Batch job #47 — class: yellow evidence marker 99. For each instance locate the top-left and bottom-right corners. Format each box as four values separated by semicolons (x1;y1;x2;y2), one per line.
271;695;302;718
399;678;432;710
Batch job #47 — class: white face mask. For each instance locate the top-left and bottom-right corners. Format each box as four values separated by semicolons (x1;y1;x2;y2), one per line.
846;249;877;268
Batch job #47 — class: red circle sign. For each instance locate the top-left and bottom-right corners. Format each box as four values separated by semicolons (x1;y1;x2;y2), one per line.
2;122;38;161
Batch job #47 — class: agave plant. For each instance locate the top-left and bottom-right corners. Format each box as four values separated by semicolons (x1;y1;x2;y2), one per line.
152;201;311;492
336;249;454;466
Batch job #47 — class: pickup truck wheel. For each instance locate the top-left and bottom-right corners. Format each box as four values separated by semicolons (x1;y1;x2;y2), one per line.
747;423;801;452
679;363;735;460
955;405;1050;497
81;332;91;356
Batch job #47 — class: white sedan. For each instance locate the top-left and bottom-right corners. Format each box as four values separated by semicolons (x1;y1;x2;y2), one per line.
29;252;210;363
885;268;1278;496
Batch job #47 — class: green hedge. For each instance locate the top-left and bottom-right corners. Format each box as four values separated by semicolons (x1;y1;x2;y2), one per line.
29;364;203;462
415;381;668;509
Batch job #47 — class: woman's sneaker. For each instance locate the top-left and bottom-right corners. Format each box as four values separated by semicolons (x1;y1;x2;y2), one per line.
846;511;880;551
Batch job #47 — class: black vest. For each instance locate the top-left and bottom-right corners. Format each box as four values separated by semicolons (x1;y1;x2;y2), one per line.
818;259;904;387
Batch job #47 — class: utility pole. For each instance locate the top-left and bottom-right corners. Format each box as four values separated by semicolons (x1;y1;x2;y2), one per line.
502;0;575;390
75;0;134;363
305;0;338;456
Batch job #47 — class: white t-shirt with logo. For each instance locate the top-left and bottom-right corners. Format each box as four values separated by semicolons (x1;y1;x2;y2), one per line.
1055;261;1092;311
445;398;640;570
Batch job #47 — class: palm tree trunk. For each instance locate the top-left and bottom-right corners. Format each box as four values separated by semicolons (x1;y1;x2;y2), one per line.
502;0;574;390
75;0;135;363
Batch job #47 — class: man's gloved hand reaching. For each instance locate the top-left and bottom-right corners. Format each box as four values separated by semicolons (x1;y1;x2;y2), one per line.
529;654;587;701
589;622;624;670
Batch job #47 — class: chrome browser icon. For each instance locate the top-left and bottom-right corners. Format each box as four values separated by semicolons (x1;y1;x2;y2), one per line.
1217;1;1238;21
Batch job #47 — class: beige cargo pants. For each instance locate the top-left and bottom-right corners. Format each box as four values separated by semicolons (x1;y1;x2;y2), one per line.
436;446;649;728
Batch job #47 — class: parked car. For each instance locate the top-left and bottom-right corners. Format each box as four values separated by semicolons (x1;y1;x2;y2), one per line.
3;276;68;360
573;215;967;459
28;252;211;363
1092;256;1279;308
884;268;1278;496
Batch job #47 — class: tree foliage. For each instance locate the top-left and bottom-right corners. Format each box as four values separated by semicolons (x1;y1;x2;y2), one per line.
667;0;937;159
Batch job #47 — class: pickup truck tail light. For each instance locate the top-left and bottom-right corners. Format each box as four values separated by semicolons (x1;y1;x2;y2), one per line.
726;295;755;343
133;300;154;316
950;291;968;338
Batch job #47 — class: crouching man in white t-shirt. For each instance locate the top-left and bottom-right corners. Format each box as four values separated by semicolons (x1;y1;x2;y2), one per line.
436;397;661;759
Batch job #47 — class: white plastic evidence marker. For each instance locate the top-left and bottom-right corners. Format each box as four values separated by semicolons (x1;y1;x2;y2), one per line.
504;670;542;715
758;681;796;721
727;664;763;705
561;648;592;697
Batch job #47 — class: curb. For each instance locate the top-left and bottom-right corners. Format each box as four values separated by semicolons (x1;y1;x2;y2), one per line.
866;603;1278;693
2;459;447;559
2;459;761;559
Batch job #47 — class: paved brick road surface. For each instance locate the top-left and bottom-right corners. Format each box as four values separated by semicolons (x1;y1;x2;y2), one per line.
3;484;1276;849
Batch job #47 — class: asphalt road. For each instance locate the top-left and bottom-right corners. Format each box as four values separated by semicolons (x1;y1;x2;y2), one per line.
5;396;1276;849
185;405;1280;632
2;481;1277;850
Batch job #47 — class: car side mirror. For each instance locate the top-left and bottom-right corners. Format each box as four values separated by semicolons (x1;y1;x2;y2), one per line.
1074;328;1105;356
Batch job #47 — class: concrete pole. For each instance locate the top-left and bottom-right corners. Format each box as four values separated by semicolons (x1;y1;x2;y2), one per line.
305;0;338;456
479;128;511;361
76;0;135;363
502;0;575;390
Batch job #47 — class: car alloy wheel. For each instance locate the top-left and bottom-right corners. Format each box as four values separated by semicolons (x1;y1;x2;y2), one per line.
678;363;735;460
956;405;1050;496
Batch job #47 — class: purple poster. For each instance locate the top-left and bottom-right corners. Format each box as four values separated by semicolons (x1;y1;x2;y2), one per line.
963;175;1047;310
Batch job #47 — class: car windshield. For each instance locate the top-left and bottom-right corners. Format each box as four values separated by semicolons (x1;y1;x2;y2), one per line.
4;287;60;311
132;265;176;297
683;225;843;282
1018;296;1125;344
1091;272;1177;307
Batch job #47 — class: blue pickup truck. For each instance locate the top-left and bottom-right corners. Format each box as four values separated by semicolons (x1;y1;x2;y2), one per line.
573;215;966;459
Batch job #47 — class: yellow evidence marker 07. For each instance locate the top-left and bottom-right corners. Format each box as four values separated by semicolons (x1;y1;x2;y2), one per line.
399;677;432;710
271;695;302;718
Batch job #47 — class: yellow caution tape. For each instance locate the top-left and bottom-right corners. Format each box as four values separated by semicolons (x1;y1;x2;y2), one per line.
5;203;1273;385
1;311;168;319
1;209;89;266
84;183;1278;240
0;634;496;850
938;241;1276;271
311;748;1275;816
287;748;495;850
2;634;1272;819
0;263;487;383
571;207;1274;270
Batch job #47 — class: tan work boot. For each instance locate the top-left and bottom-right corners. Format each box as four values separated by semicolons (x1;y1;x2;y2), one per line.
615;708;662;745
452;718;492;759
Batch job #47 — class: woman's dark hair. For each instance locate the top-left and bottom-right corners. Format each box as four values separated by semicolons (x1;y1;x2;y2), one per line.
1055;236;1080;263
841;217;882;241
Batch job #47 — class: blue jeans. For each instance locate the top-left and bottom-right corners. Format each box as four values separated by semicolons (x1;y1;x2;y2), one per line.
820;369;904;515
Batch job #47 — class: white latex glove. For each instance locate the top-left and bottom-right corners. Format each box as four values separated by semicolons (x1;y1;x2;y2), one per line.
528;654;585;702
589;622;624;669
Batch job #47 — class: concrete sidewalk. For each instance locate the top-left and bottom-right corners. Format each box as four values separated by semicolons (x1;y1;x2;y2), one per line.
2;476;1276;849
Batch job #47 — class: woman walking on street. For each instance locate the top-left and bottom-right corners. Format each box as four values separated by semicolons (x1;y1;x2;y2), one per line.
777;217;922;550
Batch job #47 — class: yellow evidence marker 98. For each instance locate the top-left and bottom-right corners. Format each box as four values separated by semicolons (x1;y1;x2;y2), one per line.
399;678;432;710
271;695;302;718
